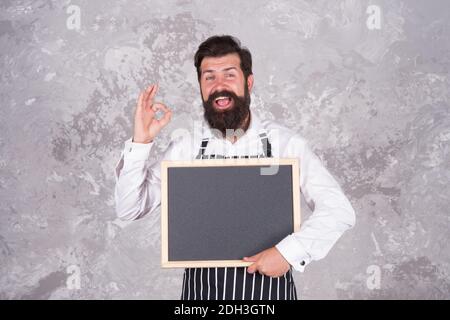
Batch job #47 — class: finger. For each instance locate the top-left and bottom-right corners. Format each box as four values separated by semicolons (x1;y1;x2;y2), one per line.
158;108;172;127
151;102;168;113
146;83;159;105
137;92;145;110
151;104;171;124
152;101;170;113
144;84;155;99
243;253;261;262
143;84;155;105
247;263;258;274
150;104;171;126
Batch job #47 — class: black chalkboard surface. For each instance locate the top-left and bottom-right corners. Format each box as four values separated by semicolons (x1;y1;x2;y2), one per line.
161;158;300;268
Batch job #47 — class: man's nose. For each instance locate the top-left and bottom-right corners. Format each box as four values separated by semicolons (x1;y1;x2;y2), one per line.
212;77;227;93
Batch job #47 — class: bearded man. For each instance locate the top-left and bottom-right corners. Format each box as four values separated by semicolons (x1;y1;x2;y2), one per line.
114;35;355;300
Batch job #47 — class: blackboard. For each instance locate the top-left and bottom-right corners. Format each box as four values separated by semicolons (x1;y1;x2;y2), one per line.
161;158;300;268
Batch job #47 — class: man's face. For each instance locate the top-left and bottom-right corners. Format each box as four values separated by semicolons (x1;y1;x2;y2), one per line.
199;53;254;135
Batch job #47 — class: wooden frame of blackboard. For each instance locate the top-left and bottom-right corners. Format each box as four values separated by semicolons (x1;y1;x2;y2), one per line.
161;158;301;268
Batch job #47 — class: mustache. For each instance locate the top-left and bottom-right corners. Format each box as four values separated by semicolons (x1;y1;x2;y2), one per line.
204;90;240;105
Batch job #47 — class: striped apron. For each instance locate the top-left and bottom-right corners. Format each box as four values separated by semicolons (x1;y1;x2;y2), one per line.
181;131;298;300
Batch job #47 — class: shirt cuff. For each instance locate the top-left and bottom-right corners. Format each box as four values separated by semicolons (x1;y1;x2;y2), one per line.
276;234;311;272
123;137;154;161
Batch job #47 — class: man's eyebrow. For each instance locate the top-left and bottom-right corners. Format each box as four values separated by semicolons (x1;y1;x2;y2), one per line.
202;67;238;75
223;67;238;72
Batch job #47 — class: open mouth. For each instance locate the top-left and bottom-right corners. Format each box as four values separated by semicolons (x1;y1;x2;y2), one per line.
213;96;233;110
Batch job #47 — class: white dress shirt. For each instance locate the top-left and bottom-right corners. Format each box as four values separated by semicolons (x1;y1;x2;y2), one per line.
114;111;356;272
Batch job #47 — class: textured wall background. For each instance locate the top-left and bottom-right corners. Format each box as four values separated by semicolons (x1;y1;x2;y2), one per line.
1;0;449;299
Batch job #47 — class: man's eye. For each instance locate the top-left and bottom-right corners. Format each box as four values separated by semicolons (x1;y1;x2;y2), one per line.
226;74;235;78
205;76;214;81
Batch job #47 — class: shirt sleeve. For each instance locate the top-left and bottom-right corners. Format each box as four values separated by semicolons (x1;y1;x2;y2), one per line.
114;135;193;221
114;138;161;221
275;135;356;272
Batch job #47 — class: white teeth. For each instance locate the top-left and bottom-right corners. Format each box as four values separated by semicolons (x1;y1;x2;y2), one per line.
215;96;229;101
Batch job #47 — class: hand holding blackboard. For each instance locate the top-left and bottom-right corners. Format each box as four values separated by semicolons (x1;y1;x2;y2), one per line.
244;247;291;277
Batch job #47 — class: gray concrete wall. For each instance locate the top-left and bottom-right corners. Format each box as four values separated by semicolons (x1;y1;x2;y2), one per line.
0;0;449;299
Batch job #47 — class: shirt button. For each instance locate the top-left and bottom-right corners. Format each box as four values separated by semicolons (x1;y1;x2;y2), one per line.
300;261;306;266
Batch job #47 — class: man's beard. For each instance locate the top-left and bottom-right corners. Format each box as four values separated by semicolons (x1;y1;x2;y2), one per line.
202;86;251;138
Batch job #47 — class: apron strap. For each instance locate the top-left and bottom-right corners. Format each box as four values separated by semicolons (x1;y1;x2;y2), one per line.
195;138;210;159
259;132;272;158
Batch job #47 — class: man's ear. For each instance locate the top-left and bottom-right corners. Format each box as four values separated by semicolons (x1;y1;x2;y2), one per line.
247;74;254;93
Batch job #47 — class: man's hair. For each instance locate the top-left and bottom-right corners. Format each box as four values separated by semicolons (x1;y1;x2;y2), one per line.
194;35;253;81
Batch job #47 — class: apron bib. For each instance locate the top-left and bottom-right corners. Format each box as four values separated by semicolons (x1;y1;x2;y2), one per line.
181;132;298;300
